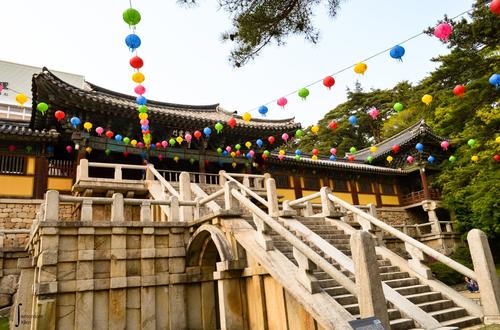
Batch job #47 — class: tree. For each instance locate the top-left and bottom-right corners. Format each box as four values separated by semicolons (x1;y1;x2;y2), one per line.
178;0;345;67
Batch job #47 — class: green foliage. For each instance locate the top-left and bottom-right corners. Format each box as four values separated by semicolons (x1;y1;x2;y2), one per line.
178;0;344;66
429;246;473;285
297;1;500;238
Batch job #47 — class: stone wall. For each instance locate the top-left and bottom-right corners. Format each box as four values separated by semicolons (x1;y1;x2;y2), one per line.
376;207;421;227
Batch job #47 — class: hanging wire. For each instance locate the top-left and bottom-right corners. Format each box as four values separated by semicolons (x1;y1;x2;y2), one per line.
244;7;475;115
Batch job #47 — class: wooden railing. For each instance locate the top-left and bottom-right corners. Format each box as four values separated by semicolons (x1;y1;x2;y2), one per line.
156;169;219;185
47;159;75;178
401;189;441;205
0;154;26;175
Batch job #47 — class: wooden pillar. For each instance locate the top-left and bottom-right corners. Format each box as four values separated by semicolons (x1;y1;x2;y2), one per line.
350;180;359;205
419;167;430;200
34;156;48;199
374;182;382;207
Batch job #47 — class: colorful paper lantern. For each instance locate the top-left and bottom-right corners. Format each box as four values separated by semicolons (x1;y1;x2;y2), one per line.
123;137;130;145
467;139;476;147
386;155;393;163
281;133;289;142
348;115;357;125
123;8;141;25
368;108;379;120
105;131;114;139
328;121;337;129
245;141;252;148
449;155;456;162
130;56;144;69
349;147;357;153
406;155;414;164
323;76;335;89
85;147;92;154
493;155;500;162
366;156;373;163
440;140;449;150
295;130;304;138
15;93;28;106
176;136;183;145
115;134;123;141
256;139;263;148
370;146;377;153
453;85;465;97
392;145;400;153
134;84;146;95
203;127;212;137
258;106;268;116
228;117;236;129
330;148;337;155
235;144;241;150
389;45;405;61
194;130;202;140
354;63;367;75
491;0;500;15
242;112;252;122
416;143;424;152
312;148;319;156
471;155;479;162
330;155;337;161
185;133;192;143
279;149;285;155
268;136;275;144
489;74;500;89
427;155;435;164
347;155;355;162
295;149;302;156
125;34;141;51
70;117;81;128
37;102;49;114
277;97;287;108
422;94;433;106
311;125;319;134
214;122;223;134
131;139;137;147
298;88;309;100
132;72;145;83
393;102;404;112
434;22;453;42
95;127;104;136
311;155;318;161
65;145;73;153
83;122;93;132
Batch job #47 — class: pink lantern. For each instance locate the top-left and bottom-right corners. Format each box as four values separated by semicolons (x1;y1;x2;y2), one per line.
158;154;164;161
368;108;380;120
434;22;453;41
248;150;255;157
95;127;104;136
140;119;149;126
137;142;144;148
134;85;146;95
185;133;192;143
226;146;232;153
277;97;288;108
330;148;337;155
161;140;168;148
0;84;3;92
440;140;449;151
406;155;414;164
7;145;16;152
281;133;289;142
278;154;285;161
66;145;73;153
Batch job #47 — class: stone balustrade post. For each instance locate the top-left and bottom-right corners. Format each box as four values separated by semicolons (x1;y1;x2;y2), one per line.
242;176;250;193
169;196;179;221
114;165;122;180
140;201;152;222
320;187;335;217
44;190;60;221
292;247;321;294
263;173;271;189
422;201;441;234
193;197;201;220
179;172;193;221
111;193;124;222
266;178;279;217
80;200;93;221
350;231;390;329
405;242;432;279
253;214;273;251
445;222;453;233
224;181;239;211
145;164;154;180
78;159;89;180
468;229;500;324
218;170;227;187
304;201;314;217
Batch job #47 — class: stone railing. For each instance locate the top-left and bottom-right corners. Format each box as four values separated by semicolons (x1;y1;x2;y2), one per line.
401;189;441;205
76;159;147;182
156;169;220;185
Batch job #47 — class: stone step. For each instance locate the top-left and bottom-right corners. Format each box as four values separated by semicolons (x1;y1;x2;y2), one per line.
323;286;349;296
312;271;332;280
383;277;420;288
352;308;402;320
416;299;455;313
389;318;415;330
332;293;357;305
315;234;351;240
379;271;410;281
318;279;338;288
378;265;400;273
428;306;468;322
305;225;345;234
394;284;431;296
440;315;482;328
404;291;442;304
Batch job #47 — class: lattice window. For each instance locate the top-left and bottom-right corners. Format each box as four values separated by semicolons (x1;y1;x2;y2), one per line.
274;175;290;188
334;179;349;192
48;159;75;177
0;154;25;175
303;177;320;190
358;180;373;193
381;183;395;195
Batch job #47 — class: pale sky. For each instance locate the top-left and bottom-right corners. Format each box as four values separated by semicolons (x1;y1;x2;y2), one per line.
2;0;473;125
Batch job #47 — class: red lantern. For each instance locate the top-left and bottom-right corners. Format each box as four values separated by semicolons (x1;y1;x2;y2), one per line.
7;145;16;152
123;151;129;157
262;154;268;160
54;110;65;121
392;144;400;153
130;56;144;69
323;76;335;89
491;0;500;15
493;154;500;162
228;117;236;129
105;131;114;138
194;130;202;140
312;148;319;156
328;121;337;130
155;142;161;149
347;155;355;162
268;136;275;144
235;150;241;157
453;85;465;97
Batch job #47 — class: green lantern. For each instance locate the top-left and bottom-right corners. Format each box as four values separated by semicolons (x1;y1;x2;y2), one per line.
295;129;304;138
37;102;49;114
449;155;457;162
294;155;301;160
263;150;270;157
169;138;176;146
349;147;357;153
467;139;476;147
123;137;130;145
393;102;404;112
105;149;111;156
235;144;241;150
298;88;310;100
215;122;223;134
123;8;141;26
367;156;373;163
138;105;148;113
217;147;223;154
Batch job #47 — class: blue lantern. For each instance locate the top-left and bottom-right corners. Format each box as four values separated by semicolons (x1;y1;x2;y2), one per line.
141;125;149;131
416;143;424;152
427;155;435;164
115;134;123;142
348;115;357;125
125;34;141;51
256;139;263;148
203;127;212;137
246;153;252;160
295;149;302;156
489;73;500;89
47;146;55;153
150;144;156;150
136;96;147;105
70;116;81;128
258;105;268;117
389;45;405;61
222;150;229;157
329;155;336;161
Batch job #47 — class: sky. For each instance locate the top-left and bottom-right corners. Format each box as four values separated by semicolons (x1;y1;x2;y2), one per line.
1;0;474;126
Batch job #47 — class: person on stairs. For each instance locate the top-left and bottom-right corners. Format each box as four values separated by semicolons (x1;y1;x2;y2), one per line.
464;276;479;293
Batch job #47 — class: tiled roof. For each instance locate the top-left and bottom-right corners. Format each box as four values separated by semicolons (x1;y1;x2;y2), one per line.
354;119;445;162
0;120;59;141
31;68;301;133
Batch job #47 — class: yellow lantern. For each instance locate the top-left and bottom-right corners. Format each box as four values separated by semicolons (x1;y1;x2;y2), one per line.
231;162;237;168
311;125;320;134
495;136;500;144
354;63;367;75
230;151;236;158
242;112;252;122
421;94;433;106
471;155;479;162
174;156;180;163
83;122;93;132
386;155;393;163
370;146;377;153
176;136;183;144
131;139;138;147
279;149;285;155
139;112;148;120
132;72;145;83
245;141;252;148
85;147;92;153
311;155;318;161
15;93;28;106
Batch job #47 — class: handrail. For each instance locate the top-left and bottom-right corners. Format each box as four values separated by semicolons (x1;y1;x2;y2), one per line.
60;193;196;206
328;193;477;280
147;165;179;197
231;189;357;293
190;183;222;212
225;173;266;179
0;229;31;234
87;162;146;170
287;192;321;208
223;173;269;208
199;188;225;206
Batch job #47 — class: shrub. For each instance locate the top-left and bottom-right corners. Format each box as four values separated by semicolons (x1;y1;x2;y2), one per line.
429;246;473;286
